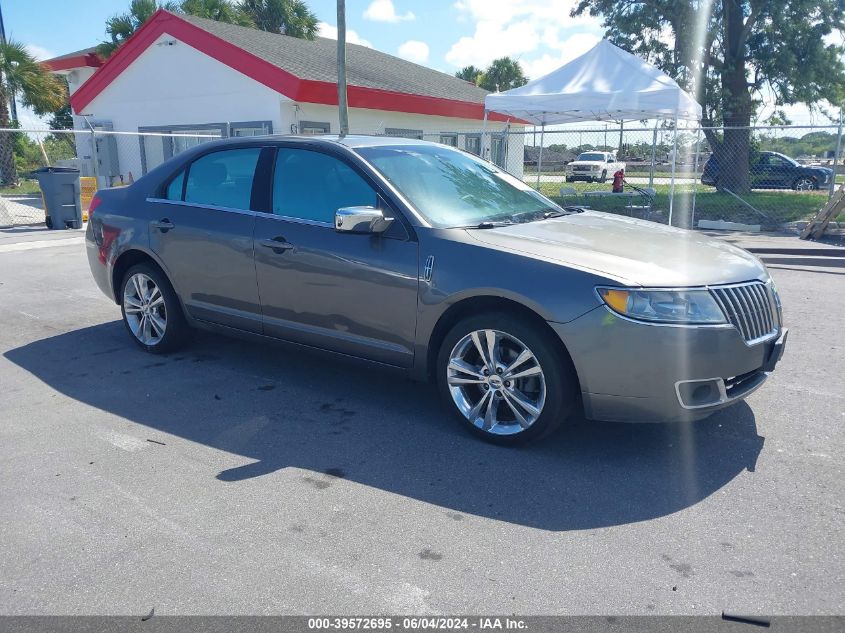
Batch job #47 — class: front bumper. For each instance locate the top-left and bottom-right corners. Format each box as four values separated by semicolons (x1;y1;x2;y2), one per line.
551;307;786;423
567;170;602;180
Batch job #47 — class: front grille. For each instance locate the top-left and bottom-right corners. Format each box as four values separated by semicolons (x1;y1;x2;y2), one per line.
710;282;777;343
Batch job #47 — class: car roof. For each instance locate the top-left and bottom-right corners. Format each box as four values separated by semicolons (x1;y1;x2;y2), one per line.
205;134;443;149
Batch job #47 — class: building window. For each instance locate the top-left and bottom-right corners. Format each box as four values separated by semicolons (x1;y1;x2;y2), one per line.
491;135;507;167
440;134;458;147
385;128;424;140
138;121;271;174
230;121;273;137
299;121;330;135
464;134;481;156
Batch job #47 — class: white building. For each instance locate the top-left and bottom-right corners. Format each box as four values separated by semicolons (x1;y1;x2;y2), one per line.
45;9;523;185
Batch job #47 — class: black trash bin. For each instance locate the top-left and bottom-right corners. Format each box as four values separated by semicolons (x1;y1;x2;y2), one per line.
33;166;83;229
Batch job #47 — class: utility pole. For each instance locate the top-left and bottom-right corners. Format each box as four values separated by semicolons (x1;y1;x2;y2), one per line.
336;0;349;137
0;1;18;123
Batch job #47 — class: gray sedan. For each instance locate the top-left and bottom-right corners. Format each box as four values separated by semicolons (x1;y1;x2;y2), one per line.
85;136;787;444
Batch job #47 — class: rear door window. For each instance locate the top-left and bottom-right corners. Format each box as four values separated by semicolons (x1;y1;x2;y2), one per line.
183;148;261;210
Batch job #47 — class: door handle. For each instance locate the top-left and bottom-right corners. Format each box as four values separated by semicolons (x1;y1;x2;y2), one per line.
259;237;295;253
151;218;175;232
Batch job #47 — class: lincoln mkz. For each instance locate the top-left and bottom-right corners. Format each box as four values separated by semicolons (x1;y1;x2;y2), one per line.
86;136;787;444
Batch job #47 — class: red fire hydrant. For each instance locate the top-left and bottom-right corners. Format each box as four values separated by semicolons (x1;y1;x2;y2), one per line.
612;168;625;193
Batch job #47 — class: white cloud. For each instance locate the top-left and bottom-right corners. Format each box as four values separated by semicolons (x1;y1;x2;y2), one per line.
25;43;55;61
364;0;415;23
317;22;373;48
445;0;600;73
397;40;430;63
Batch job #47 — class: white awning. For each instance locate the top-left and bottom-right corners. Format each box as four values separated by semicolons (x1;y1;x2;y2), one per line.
484;40;702;125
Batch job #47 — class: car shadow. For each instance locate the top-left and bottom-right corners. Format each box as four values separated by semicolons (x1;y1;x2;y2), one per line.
4;321;765;531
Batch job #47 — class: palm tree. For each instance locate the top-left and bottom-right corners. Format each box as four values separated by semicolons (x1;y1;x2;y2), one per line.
0;41;67;186
239;0;318;39
181;0;254;26
98;0;179;58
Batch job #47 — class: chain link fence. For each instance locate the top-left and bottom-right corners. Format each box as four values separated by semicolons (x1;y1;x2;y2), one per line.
2;124;842;232
492;123;843;231
0;128;221;227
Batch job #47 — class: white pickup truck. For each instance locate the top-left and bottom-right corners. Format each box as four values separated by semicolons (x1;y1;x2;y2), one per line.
565;151;625;183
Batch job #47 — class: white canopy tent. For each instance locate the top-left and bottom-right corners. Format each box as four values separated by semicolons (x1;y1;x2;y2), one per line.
484;40;702;224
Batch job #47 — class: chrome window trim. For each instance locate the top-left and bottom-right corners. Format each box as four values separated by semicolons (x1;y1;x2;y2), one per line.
253;210;333;228
147;197;255;216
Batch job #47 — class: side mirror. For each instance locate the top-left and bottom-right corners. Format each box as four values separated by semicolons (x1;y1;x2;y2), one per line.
335;206;394;234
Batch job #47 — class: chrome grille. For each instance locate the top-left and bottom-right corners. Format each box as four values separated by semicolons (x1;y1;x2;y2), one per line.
710;282;777;343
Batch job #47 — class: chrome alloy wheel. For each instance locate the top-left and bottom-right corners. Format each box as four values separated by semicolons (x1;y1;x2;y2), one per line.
123;272;167;346
446;329;547;435
794;176;816;191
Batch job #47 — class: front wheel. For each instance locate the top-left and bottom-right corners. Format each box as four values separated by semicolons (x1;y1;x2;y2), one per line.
436;313;578;445
600;170;607;183
793;176;817;191
120;263;190;353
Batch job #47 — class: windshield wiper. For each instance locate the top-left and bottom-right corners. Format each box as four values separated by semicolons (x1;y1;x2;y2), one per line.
470;220;515;229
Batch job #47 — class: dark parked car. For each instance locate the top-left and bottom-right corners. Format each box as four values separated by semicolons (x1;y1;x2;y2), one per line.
701;150;832;190
86;136;787;444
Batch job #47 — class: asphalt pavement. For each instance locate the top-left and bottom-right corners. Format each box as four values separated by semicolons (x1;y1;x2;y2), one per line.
0;226;842;615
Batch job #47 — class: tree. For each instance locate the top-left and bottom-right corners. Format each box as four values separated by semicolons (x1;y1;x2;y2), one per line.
455;59;528;92
455;65;483;84
47;79;74;130
572;0;845;193
99;0;179;58
0;41;66;186
99;0;262;58
239;0;318;39
477;57;529;92
181;0;254;26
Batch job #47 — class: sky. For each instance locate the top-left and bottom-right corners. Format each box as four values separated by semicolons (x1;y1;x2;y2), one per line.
2;0;834;128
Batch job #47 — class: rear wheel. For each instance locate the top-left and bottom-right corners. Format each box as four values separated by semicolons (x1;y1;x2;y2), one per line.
120;263;190;353
793;176;817;191
437;313;577;445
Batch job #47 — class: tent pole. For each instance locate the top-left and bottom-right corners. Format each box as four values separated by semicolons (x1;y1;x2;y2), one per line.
649;122;658;188
690;125;702;229
668;116;678;226
536;123;545;190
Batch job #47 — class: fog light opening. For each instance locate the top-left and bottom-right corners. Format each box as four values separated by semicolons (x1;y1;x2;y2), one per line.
676;378;726;409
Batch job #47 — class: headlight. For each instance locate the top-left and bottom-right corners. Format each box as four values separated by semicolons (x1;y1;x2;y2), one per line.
597;287;727;324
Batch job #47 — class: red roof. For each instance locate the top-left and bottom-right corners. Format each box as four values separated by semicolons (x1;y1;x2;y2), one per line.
66;10;514;122
43;47;102;72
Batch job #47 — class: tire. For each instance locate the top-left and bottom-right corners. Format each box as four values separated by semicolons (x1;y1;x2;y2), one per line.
120;263;190;354
600;170;607;183
436;312;578;445
793;176;817;191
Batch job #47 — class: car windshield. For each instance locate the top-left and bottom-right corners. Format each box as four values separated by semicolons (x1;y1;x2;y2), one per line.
356;144;566;228
577;153;606;161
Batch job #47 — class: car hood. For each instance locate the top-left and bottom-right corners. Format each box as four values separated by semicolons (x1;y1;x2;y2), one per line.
466;211;767;287
568;161;602;167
